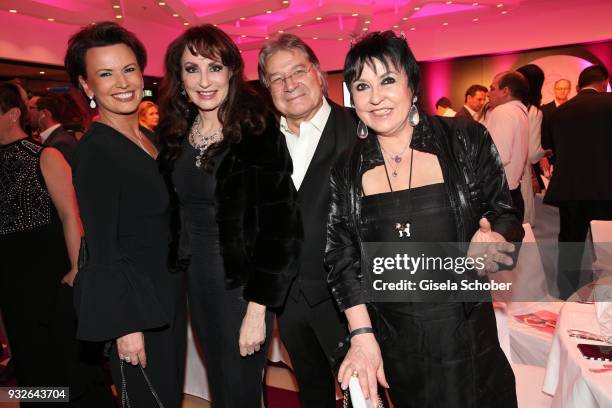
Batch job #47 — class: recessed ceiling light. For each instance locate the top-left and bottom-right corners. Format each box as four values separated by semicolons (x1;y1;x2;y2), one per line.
315;16;322;20
352;13;359;17
183;22;189;25
443;22;448;26
9;9;17;13
365;20;370;24
414;7;420;11
39;71;45;75
172;13;179;17
472;2;479;5
278;30;284;33
158;2;166;6
402;17;408;21
153;82;157;85
266;10;272;14
446;1;453;4
497;3;503;7
296;24;302;27
393;25;399;28
313;36;318;40
410;27;415;30
47;18;55;22
115;15;122;19
113;5;120;9
282;0;289;4
240;17;246;20
362;27;368;31
265;36;269;39
501;10;507;14
241;35;246;38
338;38;343;41
473;18;479;21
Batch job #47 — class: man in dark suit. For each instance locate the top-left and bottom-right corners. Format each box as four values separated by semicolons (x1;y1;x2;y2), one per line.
455;84;488;120
258;34;356;407
543;65;612;299
28;93;78;165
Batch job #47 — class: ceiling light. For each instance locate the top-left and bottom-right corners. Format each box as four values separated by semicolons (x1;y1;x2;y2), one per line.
172;13;179;17
497;3;503;7
39;71;45;75
266;10;272;14
352;13;359;17
9;9;17;13
473;18;479;21
115;15;122;19
113;5;120;9
240;17;246;20
282;0;289;4
501;10;507;14
158;2;166;5
278;30;284;33
402;17;408;21
414;7;420;11
472;2;479;5
184;22;190;26
313;37;318;40
446;1;453;4
153;82;157;85
315;16;322;20
296;24;302;27
393;24;399;28
443;22;448;26
241;35;246;38
338;38;343;41
365;20;370;24
47;18;55;22
410;27;415;30
362;27;368;31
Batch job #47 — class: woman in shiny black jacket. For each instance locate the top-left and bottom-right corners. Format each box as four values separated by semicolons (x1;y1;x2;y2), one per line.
325;31;523;407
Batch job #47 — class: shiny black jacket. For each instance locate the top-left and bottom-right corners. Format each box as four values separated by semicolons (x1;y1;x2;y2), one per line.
324;113;524;311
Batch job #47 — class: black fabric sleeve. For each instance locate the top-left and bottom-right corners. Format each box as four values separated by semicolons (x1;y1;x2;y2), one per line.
72;141;167;341
324;154;366;312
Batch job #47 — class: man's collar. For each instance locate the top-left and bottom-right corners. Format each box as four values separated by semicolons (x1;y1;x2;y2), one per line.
463;105;477;117
280;98;331;135
579;87;600;93
39;123;61;143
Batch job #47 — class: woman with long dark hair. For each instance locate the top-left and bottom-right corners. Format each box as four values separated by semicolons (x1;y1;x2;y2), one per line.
158;25;301;407
65;22;185;407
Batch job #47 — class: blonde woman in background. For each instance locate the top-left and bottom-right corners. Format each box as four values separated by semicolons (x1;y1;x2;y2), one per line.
138;100;159;131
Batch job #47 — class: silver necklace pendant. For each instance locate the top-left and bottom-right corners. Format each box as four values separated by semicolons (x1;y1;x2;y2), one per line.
392;170;398;177
396;222;411;238
393;155;402;163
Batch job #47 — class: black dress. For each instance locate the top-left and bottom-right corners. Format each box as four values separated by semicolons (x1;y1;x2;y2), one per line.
72;123;186;408
0;138;114;407
360;183;517;408
172;139;273;407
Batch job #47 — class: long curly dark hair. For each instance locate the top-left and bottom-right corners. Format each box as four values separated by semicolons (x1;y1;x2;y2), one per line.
158;24;266;170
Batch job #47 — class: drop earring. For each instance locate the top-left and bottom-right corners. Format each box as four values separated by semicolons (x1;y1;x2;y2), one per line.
408;95;419;127
89;96;97;109
356;120;368;139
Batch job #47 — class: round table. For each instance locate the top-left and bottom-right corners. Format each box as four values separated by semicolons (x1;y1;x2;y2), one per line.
543;302;612;407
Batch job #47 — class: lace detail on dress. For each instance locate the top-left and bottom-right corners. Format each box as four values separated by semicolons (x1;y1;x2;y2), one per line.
0;139;51;235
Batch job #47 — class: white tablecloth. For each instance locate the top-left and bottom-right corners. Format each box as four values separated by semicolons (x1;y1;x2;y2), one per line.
543;302;612;408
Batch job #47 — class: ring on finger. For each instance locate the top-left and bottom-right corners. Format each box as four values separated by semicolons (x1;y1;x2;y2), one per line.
124;356;131;362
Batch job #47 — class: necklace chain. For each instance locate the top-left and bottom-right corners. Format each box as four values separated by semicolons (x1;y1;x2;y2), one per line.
189;115;223;168
378;138;411;177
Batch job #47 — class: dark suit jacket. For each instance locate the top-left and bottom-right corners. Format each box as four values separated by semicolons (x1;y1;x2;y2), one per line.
285;100;357;306
454;106;474;120
544;89;612;204
44;125;77;166
541;101;557;150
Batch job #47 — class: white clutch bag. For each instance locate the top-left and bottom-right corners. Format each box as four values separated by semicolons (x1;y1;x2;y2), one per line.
343;376;383;408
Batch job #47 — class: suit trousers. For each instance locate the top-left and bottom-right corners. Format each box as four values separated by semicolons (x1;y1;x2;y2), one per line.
277;289;348;408
557;200;612;299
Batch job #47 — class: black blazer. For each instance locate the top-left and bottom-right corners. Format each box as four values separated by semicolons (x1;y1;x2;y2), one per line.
286;100;357;306
216;114;303;309
44;125;77;166
540;101;556;150
544;89;612;204
454;106;473;120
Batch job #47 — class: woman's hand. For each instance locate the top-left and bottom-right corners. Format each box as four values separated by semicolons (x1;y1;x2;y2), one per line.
61;268;78;287
117;332;146;367
239;302;266;357
468;217;515;275
338;333;389;403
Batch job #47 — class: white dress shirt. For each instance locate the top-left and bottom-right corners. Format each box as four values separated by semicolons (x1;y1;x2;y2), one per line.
485;100;529;190
39;123;61;143
442;107;457;117
280;98;331;191
463;105;477;119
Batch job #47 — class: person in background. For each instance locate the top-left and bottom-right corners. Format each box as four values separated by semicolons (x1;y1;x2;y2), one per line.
0;82;114;407
28;93;78;165
138;100;159;131
257;33;358;407
158;24;302;407
543;65;612;299
485;71;529;221
455;84;488;120
516;64;548;226
65;21;186;407
434;96;456;117
541;78;571;119
325;31;522;407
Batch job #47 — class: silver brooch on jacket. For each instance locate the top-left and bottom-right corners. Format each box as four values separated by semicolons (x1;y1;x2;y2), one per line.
189;115;223;168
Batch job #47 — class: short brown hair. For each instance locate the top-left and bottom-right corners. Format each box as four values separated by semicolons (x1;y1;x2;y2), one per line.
0;83;27;129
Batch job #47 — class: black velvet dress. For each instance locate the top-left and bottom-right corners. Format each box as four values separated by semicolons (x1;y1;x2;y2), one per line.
360;183;517;408
172;139;273;407
72;123;186;408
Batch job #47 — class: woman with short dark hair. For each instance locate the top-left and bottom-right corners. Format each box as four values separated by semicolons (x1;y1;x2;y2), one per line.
65;22;185;407
325;31;522;407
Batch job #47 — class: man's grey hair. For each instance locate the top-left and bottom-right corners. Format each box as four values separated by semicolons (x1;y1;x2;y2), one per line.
258;33;327;95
